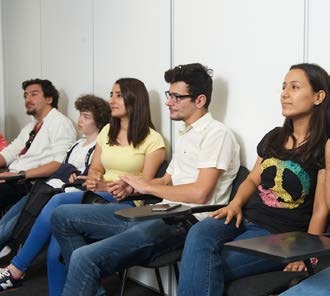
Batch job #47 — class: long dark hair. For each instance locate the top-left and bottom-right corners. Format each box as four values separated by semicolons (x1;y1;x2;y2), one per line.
108;78;154;148
262;63;329;167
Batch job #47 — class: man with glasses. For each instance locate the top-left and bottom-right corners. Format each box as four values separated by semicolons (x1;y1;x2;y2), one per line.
0;79;76;209
51;63;240;296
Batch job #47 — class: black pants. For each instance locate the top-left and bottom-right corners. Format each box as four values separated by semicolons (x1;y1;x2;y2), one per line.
0;182;32;209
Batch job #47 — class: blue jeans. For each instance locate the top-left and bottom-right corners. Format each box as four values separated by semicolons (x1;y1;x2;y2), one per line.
10;191;117;296
51;203;188;296
0;196;28;250
280;267;330;296
178;217;285;296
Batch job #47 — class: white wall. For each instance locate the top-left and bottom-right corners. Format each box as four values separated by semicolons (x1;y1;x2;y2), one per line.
173;0;306;168
308;0;330;71
0;1;5;134
1;0;330;294
3;0;329;168
1;0;172;153
2;0;42;138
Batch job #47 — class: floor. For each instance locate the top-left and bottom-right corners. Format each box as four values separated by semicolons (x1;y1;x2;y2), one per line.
0;251;161;296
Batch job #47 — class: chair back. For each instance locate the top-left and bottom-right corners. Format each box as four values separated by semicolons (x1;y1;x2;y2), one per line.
229;166;249;200
155;160;168;178
145;160;168;205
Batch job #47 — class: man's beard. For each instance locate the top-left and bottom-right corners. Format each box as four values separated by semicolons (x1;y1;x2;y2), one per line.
26;110;36;116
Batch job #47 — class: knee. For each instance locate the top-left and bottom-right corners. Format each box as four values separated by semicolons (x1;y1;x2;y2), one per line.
70;247;92;270
46;192;67;208
187;218;214;240
185;218;224;249
51;206;67;231
184;225;204;251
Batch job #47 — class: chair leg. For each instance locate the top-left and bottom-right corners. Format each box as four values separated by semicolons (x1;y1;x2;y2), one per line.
119;269;128;296
173;262;179;284
154;267;165;295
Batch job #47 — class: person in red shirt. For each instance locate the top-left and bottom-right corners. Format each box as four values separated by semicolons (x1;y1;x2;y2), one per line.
0;133;8;151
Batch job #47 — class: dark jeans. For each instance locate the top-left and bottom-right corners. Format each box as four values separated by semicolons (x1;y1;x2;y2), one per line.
51;203;188;296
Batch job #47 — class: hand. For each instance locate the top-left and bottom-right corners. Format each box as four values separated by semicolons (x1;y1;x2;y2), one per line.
106;180;134;201
120;175;150;195
68;172;78;183
78;174;105;191
283;261;306;272
209;201;243;228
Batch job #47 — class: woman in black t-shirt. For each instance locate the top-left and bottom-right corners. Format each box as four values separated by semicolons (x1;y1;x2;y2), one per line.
178;63;330;296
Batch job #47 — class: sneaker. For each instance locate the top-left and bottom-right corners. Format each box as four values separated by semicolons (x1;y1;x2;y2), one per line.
0;246;11;259
0;268;22;292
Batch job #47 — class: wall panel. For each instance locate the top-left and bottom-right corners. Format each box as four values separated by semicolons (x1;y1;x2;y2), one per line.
308;0;330;71
2;0;41;140
93;0;172;147
173;0;305;169
41;0;94;123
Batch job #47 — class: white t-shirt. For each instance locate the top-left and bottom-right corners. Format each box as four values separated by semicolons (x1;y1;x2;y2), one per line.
165;112;240;220
46;138;96;190
66;138;96;173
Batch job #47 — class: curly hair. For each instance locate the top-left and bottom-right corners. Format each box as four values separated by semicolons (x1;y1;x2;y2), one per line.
75;94;110;130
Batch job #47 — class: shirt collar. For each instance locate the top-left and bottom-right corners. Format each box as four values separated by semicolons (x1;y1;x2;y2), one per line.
39;108;56;124
178;112;213;135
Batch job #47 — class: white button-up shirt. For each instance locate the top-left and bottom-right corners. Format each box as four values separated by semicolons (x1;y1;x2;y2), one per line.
1;108;76;172
166;112;240;220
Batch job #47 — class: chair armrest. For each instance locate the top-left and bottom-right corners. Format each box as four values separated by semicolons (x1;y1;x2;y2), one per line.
224;231;330;275
191;204;226;214
0;171;26;182
61;183;85;191
114;203;227;222
120;193;162;203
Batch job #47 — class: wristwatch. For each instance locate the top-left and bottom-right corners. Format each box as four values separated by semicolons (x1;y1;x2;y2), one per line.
18;170;26;179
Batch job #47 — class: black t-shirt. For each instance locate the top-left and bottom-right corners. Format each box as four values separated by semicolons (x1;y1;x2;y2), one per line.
244;128;323;233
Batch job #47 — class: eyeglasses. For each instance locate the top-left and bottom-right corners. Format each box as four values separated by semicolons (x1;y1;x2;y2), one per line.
165;91;191;103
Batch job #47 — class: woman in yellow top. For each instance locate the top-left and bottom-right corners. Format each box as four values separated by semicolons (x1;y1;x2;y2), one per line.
86;78;165;200
1;78;165;296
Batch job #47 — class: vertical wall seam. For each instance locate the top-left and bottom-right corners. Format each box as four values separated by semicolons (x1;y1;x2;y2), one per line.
303;0;309;62
170;0;174;69
92;0;95;93
169;0;174;155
